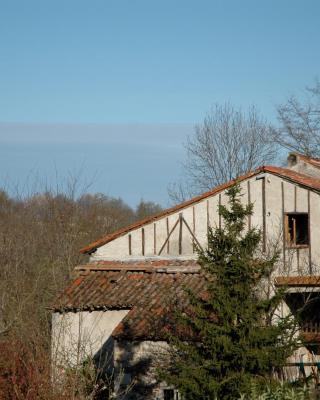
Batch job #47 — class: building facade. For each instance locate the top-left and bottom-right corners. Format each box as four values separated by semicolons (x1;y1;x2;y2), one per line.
52;153;320;398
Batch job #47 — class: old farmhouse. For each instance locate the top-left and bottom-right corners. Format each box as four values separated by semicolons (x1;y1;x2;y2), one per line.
52;153;320;399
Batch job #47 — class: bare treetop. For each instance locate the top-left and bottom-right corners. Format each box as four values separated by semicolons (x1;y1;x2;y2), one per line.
181;103;277;195
276;80;320;157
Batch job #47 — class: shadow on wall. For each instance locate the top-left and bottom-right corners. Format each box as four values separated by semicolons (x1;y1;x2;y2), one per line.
114;340;157;400
92;332;158;400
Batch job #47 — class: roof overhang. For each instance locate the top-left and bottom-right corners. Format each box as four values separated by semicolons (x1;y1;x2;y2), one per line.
275;276;320;291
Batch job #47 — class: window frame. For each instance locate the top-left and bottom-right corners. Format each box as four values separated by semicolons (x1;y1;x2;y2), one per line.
284;212;309;249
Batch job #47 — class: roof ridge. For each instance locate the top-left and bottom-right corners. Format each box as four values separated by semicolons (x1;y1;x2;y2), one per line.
76;259;199;265
74;264;201;273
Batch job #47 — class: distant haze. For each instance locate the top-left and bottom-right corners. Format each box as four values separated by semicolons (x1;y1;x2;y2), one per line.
0;123;194;207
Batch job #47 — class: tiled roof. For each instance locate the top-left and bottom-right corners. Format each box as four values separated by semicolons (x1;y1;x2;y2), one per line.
52;261;206;340
80;166;320;254
275;276;320;287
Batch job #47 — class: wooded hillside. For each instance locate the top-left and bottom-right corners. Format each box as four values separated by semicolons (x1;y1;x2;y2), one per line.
0;186;161;399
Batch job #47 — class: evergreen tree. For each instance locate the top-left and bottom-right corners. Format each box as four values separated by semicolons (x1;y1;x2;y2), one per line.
162;184;299;400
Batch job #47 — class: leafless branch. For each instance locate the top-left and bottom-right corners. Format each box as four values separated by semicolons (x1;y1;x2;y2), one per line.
275;79;320;157
169;103;278;202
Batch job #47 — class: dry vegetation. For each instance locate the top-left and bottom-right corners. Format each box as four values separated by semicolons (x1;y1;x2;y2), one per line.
0;181;161;399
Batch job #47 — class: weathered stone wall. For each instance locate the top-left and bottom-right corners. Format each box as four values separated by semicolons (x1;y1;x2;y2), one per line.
114;340;173;400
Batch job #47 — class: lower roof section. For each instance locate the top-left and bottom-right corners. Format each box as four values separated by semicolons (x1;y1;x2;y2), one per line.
52;259;206;340
54;267;320;340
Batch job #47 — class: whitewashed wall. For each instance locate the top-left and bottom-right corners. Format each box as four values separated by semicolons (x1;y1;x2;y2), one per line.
52;310;129;370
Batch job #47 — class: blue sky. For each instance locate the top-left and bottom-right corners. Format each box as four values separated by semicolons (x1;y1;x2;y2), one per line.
0;0;319;206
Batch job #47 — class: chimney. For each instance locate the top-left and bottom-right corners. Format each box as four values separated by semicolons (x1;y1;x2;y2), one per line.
287;153;298;168
287;152;320;179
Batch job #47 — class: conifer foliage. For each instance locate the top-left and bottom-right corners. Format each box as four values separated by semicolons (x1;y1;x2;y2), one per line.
163;184;299;400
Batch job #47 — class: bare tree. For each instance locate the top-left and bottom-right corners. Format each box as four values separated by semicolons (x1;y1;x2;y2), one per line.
169;103;278;202
0;173;162;398
276;80;320;157
135;199;162;221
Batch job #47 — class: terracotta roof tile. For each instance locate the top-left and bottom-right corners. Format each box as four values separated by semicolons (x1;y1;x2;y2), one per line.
80;166;320;254
52;261;206;340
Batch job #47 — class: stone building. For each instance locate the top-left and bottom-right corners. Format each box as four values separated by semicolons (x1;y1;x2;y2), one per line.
52;153;320;398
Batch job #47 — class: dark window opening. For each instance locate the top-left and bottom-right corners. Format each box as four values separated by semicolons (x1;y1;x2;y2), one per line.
285;213;309;247
163;389;175;400
285;292;320;351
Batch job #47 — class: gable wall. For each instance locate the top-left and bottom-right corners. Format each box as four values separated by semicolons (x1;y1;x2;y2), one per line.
91;173;320;275
91;176;262;260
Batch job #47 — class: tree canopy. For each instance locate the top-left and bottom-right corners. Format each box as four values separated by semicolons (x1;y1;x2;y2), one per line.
169;104;278;202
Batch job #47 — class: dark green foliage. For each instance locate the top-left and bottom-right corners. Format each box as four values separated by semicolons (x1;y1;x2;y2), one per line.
163;184;300;400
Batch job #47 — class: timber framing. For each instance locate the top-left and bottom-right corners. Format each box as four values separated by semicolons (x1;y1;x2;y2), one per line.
80;166;320;254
